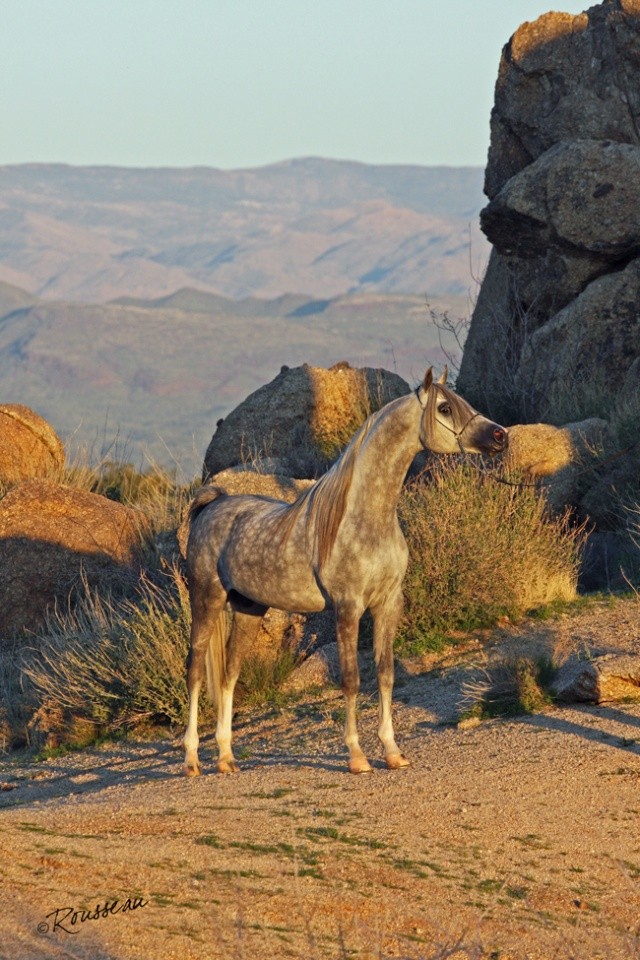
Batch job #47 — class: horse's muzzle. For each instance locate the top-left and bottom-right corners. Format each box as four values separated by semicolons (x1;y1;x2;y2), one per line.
477;423;508;455
490;426;508;453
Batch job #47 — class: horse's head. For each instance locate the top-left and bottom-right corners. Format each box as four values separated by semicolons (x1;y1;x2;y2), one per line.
416;368;508;456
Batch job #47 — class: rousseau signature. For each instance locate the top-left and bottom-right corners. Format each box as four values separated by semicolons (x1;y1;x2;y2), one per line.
38;896;149;935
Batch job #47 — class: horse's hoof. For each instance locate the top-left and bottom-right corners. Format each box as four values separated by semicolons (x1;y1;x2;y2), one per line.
385;752;410;770
348;757;373;775
184;763;201;777
217;759;240;774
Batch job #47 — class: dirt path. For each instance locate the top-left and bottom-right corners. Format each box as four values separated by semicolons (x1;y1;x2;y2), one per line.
1;599;639;960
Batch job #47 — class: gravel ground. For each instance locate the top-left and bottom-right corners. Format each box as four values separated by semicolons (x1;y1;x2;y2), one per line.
1;598;639;960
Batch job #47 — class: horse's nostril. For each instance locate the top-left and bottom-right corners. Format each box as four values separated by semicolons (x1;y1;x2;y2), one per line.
493;428;505;444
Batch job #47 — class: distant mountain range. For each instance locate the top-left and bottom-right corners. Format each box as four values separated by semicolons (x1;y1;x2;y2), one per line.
0;159;487;303
0;280;467;475
0;159;487;473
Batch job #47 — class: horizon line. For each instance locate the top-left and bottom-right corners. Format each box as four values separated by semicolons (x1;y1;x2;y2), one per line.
0;155;485;175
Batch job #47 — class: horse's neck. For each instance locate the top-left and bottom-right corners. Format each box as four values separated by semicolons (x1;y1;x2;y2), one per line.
348;394;422;517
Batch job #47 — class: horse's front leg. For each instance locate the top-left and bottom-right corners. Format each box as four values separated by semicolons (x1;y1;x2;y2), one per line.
371;587;410;770
336;601;371;774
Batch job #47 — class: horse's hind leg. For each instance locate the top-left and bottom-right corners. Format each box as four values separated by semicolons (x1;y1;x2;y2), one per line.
371;587;410;770
184;578;227;777
216;605;266;774
336;601;371;774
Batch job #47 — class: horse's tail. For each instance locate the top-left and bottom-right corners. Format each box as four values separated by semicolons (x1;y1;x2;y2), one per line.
205;607;229;707
185;484;229;702
188;484;227;524
179;485;228;559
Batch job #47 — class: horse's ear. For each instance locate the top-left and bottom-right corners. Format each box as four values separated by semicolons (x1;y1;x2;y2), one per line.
422;368;433;392
437;365;448;385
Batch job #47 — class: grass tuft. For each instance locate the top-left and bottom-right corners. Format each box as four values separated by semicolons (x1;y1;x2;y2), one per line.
19;567;200;749
461;655;557;721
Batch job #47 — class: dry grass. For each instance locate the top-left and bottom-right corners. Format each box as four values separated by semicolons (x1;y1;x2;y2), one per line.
14;568;200;750
54;445;199;541
397;459;584;654
4;568;305;751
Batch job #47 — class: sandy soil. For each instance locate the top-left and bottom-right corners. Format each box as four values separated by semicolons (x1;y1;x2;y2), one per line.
1;598;639;960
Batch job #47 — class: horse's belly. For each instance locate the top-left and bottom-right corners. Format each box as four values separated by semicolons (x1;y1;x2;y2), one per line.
221;553;327;614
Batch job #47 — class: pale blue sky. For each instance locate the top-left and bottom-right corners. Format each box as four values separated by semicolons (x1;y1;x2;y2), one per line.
1;0;590;170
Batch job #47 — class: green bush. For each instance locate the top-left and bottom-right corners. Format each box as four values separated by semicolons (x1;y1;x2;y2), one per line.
397;460;584;654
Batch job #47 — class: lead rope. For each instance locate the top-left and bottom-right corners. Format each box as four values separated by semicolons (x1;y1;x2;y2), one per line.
415;384;639;490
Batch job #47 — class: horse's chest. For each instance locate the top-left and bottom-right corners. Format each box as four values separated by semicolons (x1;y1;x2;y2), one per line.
324;524;407;596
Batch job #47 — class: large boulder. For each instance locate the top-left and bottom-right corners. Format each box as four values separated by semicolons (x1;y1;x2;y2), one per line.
482;140;640;261
477;139;640;323
504;419;609;512
485;2;640;198
551;654;640;704
203;362;409;479
0;480;147;638
0;405;65;487
516;258;640;409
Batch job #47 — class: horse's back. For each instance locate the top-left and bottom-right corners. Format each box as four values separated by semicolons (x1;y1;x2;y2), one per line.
187;491;327;613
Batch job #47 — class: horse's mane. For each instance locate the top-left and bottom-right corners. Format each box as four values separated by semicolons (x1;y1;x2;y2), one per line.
421;382;476;448
274;407;384;571
272;381;476;570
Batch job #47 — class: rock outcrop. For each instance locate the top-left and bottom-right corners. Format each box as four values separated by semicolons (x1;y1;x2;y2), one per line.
484;3;640;200
203;362;409;479
457;1;640;564
0;405;65;487
0;480;147;638
283;642;344;693
459;1;640;427
551;653;640;703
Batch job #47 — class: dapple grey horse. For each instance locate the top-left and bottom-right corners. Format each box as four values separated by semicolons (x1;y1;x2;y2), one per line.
183;368;507;775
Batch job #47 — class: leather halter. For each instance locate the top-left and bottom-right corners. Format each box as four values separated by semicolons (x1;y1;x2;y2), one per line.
415;385;482;441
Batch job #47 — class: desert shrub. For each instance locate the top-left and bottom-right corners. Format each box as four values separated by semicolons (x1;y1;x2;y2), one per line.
397;460;584;654
461;655;557;721
21;568;200;748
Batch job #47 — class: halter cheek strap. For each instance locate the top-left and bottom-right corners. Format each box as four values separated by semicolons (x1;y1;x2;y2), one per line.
416;385;482;444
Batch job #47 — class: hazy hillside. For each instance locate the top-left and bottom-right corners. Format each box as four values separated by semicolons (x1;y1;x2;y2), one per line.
0;160;484;472
0;160;488;303
0;281;467;474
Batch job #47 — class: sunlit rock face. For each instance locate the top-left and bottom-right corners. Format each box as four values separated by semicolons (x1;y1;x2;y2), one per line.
459;1;640;427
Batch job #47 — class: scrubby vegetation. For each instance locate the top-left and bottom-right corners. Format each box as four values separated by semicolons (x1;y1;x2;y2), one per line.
397;460;584;654
0;449;607;753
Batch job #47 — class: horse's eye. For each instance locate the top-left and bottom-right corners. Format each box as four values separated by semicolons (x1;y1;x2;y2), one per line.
438;403;451;416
